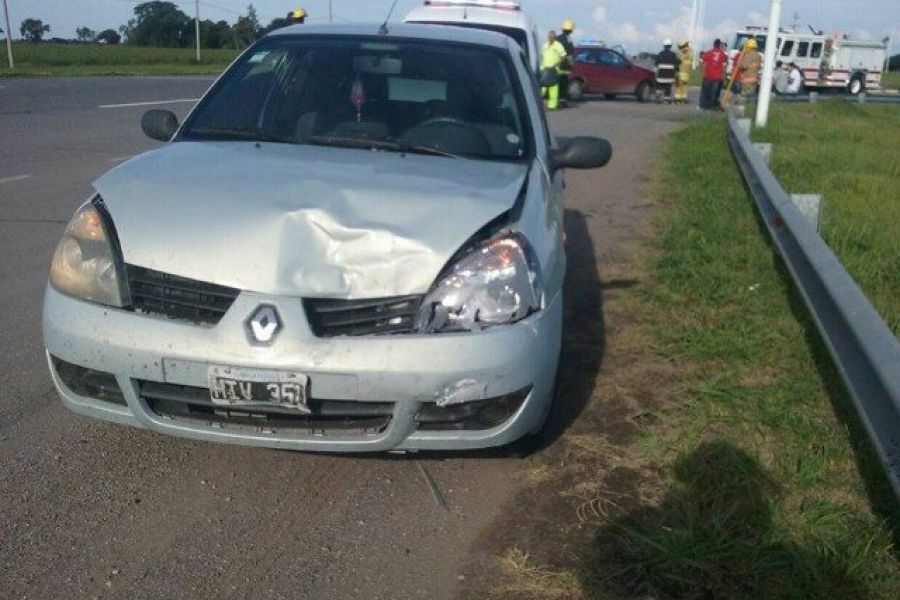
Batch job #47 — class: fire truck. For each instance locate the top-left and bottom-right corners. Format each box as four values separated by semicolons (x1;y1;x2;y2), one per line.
728;26;889;94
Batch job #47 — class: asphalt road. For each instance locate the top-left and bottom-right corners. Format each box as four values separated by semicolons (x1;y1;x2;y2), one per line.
0;77;693;599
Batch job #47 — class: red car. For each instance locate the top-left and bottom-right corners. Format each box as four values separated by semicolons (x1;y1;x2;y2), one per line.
567;46;655;102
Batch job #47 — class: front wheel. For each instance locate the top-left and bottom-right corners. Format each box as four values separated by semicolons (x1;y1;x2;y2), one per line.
567;79;585;102
635;81;652;103
848;74;865;95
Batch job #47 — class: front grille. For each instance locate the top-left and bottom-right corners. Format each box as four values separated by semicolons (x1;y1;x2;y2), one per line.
126;265;240;326
140;381;393;435
303;295;423;337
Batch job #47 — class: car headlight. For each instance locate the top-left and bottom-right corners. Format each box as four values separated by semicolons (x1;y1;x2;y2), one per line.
49;199;126;307
416;233;542;333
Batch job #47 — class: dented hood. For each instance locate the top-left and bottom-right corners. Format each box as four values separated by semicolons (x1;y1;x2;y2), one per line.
96;141;528;298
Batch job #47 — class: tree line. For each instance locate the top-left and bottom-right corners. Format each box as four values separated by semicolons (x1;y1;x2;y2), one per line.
9;1;296;49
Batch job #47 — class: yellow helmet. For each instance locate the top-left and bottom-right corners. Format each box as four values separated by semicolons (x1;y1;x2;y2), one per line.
745;38;758;50
562;20;575;32
678;39;690;49
287;8;307;22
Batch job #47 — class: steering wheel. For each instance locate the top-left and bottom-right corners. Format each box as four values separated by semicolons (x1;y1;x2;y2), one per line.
401;117;492;156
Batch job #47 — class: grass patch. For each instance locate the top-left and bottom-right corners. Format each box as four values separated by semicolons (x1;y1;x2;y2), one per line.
0;42;238;76
489;115;900;599
882;71;900;90
752;101;900;334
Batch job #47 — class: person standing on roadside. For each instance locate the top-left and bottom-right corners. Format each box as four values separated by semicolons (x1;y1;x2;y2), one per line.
772;60;790;94
541;31;567;111
655;39;680;102
736;38;762;102
786;62;804;94
674;39;693;104
700;39;727;109
557;20;576;104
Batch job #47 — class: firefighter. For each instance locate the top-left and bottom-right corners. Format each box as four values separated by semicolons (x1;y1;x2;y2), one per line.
558;20;576;103
674;39;692;104
736;38;762;102
654;39;680;102
541;31;567;110
286;8;307;24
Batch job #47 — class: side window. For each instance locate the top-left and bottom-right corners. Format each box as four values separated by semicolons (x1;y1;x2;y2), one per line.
781;40;794;57
575;50;596;64
810;42;823;58
798;41;809;57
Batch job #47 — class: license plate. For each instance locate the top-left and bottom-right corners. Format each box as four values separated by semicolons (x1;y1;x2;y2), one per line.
207;365;310;413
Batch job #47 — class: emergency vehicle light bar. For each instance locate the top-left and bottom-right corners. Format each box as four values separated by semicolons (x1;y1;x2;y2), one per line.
423;0;521;11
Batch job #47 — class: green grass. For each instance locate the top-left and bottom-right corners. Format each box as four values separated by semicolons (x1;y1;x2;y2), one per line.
597;114;900;599
752;102;900;335
882;71;900;90
0;42;238;76
494;115;900;599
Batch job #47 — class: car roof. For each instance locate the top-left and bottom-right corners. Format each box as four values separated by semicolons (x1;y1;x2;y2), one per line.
404;5;533;29
265;22;515;50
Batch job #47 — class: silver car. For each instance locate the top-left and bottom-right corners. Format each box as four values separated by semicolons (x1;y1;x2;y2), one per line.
42;24;610;452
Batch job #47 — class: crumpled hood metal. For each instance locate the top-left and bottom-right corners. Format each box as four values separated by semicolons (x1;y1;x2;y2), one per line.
95;142;527;298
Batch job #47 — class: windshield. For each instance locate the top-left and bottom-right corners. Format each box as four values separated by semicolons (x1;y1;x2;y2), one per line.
181;36;529;161
733;33;767;52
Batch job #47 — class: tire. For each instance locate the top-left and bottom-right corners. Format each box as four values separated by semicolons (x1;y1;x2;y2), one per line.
567;79;585;102
848;74;865;95
603;93;617;100
635;81;651;103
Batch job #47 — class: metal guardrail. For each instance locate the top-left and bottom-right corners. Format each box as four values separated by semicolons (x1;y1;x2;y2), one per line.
727;112;900;499
776;92;900;104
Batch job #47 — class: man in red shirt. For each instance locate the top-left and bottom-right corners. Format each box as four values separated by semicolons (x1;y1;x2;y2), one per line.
700;39;727;109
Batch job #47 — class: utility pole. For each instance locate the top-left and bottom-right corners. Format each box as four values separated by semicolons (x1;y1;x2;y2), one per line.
688;0;698;63
756;0;783;128
194;0;200;62
694;0;706;69
3;0;14;70
329;0;333;23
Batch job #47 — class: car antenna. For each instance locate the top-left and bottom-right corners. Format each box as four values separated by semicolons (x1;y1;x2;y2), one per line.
379;0;400;35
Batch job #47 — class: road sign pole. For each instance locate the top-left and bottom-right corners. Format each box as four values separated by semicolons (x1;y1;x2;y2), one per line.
3;0;14;70
756;0;783;128
195;0;200;62
329;0;334;23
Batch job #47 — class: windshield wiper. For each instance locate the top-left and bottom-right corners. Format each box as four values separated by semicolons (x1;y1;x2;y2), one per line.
186;127;296;144
306;135;459;158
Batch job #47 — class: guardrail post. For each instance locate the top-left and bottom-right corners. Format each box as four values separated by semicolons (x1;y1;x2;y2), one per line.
790;194;823;231
858;92;867;104
753;143;773;164
736;118;752;134
809;91;818;103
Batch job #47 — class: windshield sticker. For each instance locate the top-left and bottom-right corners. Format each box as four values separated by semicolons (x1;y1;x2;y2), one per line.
248;51;270;63
506;133;521;145
388;78;447;103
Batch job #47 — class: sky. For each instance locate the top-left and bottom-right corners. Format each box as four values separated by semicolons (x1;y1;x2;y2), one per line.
2;0;899;53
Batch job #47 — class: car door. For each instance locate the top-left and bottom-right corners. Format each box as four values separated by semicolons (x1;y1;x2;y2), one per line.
573;48;602;93
603;50;633;93
596;49;628;93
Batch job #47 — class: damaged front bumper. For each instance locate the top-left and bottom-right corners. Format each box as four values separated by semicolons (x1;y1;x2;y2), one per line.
42;284;562;452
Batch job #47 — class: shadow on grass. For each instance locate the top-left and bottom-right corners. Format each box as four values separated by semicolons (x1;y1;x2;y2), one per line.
745;196;900;550
585;440;872;599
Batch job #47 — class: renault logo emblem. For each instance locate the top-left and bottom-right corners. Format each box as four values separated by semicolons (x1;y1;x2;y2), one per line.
246;305;282;345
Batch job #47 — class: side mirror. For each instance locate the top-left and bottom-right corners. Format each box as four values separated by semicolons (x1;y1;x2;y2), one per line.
141;109;179;142
550;137;612;171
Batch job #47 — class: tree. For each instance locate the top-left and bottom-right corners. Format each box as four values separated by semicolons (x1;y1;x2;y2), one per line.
20;18;51;42
96;29;122;45
76;27;96;42
261;17;291;36
125;1;190;47
232;4;261;48
204;20;235;49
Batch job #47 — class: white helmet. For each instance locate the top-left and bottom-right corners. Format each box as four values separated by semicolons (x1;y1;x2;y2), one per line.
663;38;673;47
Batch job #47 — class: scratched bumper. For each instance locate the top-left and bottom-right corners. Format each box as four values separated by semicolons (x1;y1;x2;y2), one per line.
42;284;561;452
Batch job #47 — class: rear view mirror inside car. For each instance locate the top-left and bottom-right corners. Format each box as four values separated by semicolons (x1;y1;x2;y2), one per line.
353;55;402;75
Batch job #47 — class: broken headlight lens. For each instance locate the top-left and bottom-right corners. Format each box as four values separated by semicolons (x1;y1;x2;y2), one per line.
49;200;125;307
416;234;542;333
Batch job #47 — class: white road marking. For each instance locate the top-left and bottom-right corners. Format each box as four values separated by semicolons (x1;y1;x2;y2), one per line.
98;98;199;109
107;155;134;164
0;174;32;184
